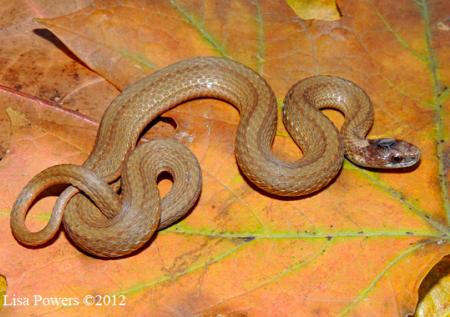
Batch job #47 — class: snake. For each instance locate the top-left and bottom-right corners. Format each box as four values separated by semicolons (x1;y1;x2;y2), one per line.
10;57;421;258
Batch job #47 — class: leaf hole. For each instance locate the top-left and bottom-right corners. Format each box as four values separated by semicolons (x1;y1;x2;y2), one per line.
139;116;178;141
24;184;68;232
321;108;345;130
157;171;174;197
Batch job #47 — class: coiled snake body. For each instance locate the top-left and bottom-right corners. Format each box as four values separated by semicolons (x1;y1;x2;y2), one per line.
10;57;420;257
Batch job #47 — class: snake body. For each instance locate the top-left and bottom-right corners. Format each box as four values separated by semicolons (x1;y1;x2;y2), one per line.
10;57;420;257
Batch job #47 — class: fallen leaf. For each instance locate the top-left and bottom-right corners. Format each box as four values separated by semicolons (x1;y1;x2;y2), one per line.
0;0;449;316
0;274;6;309
416;255;450;317
0;0;117;153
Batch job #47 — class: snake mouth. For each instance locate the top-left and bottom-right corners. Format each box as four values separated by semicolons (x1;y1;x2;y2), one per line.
384;156;420;168
384;148;421;169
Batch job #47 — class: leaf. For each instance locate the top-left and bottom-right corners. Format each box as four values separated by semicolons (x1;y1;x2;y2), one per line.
0;274;6;309
0;0;119;152
416;256;450;317
0;0;449;316
285;0;341;21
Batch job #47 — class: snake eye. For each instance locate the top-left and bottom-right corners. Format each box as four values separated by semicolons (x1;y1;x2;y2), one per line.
391;155;403;163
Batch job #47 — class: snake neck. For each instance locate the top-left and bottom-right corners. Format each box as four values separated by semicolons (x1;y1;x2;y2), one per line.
342;133;371;167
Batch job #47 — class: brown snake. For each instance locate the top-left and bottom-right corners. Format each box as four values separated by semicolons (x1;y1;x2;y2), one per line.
10;57;420;257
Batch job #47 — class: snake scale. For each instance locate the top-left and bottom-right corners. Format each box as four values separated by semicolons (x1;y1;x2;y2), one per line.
10;57;420;257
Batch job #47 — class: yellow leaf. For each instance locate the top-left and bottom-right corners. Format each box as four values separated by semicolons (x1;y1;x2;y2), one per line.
286;0;341;21
416;256;450;317
0;274;6;309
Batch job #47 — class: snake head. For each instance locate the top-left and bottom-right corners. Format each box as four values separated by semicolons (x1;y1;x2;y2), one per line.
366;138;421;169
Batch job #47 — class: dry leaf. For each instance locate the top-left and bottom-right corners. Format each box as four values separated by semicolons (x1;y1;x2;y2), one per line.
416;256;450;317
0;275;6;309
0;0;449;316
